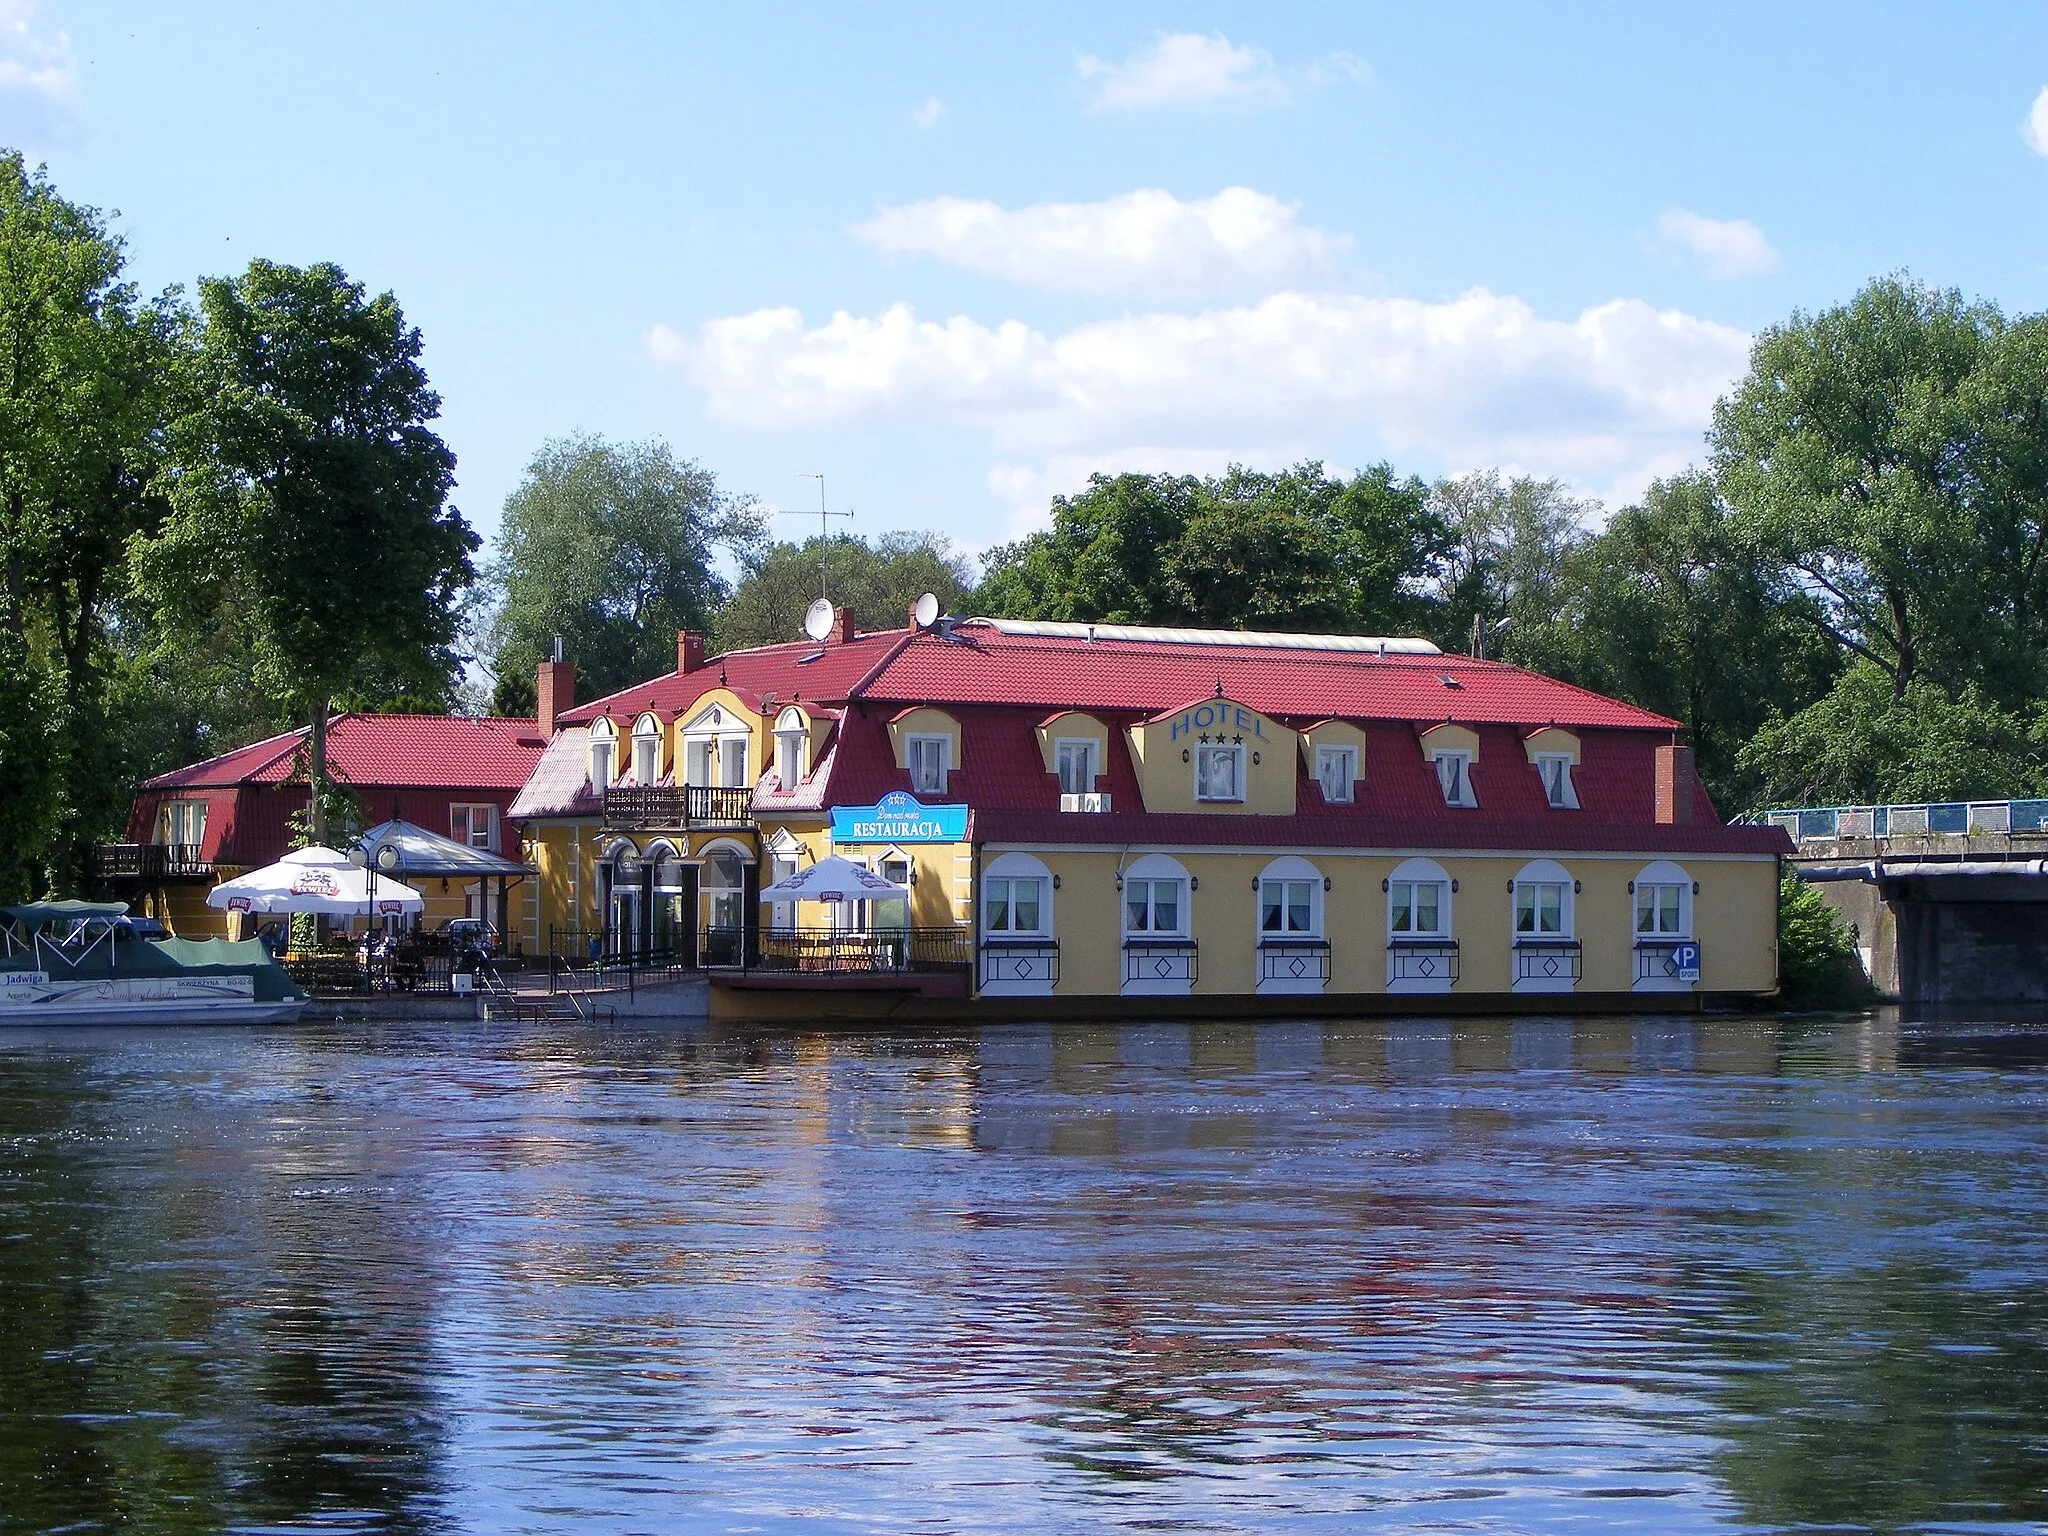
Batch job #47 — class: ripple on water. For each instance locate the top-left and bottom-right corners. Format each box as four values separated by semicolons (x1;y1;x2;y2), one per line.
0;1014;2045;1534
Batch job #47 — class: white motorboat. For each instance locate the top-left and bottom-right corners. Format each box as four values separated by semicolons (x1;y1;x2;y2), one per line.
1;901;309;1026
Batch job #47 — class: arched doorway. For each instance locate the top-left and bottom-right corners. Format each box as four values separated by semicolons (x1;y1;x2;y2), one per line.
697;842;754;967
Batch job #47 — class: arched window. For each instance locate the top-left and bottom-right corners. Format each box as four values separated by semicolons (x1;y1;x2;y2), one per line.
1121;853;1194;998
981;852;1056;997
1633;860;1697;992
1509;857;1578;993
765;828;802;933
1256;855;1327;995
774;706;808;790
588;718;617;791
631;713;662;786
1386;856;1455;994
647;840;685;951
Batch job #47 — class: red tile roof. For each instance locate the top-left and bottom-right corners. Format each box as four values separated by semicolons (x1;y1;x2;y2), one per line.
558;632;909;724
143;714;546;792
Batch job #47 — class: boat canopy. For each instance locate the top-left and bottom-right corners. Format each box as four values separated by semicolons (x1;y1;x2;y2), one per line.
2;900;130;924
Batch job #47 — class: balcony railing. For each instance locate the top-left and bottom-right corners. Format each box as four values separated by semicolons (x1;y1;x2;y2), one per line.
980;938;1060;987
698;925;972;975
94;843;211;882
1258;939;1330;984
1123;938;1198;986
1635;937;1702;984
603;785;755;828
1513;938;1582;984
1387;937;1460;985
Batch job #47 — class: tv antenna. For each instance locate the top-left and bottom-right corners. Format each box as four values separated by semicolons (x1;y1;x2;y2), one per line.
783;473;854;604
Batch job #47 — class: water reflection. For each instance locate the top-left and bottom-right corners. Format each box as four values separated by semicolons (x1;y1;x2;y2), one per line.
0;1013;2042;1534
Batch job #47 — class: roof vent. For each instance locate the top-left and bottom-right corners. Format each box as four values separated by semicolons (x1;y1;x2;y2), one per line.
1438;675;1463;689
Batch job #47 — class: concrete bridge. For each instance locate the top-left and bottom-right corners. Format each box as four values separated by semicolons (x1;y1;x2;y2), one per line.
1769;801;2048;1009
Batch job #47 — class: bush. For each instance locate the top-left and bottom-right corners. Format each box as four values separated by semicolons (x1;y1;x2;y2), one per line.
1777;871;1876;1010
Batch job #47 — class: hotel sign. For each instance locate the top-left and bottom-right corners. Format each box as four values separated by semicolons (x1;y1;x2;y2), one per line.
1168;701;1269;742
830;791;967;844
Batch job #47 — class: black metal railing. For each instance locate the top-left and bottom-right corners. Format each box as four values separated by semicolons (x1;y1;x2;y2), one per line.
713;925;973;974
94;843;211;881
979;938;1060;988
1513;938;1582;984
602;785;753;828
1122;938;1198;985
1387;938;1460;985
1635;937;1701;984
1258;939;1331;984
282;948;490;996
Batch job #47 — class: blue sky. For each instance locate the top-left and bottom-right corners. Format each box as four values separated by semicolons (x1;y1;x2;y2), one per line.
7;2;2048;562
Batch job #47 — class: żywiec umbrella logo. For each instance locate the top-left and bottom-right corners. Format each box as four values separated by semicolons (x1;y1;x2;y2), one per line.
288;869;341;898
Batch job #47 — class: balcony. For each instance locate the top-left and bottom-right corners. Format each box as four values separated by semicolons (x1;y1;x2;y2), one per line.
1513;938;1583;985
1387;938;1460;986
1258;939;1331;985
602;785;753;829
94;843;211;882
981;938;1060;988
1635;938;1702;985
1123;938;1198;986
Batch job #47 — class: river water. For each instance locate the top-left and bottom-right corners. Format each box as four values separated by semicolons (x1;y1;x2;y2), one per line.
2;1014;2045;1535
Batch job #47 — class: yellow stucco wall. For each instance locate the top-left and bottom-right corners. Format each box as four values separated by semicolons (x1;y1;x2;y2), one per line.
885;707;962;771
988;846;1778;998
1126;698;1297;817
1034;711;1111;778
1522;725;1581;764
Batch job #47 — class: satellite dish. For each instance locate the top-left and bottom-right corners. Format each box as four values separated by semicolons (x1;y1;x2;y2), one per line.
803;597;835;643
913;591;940;630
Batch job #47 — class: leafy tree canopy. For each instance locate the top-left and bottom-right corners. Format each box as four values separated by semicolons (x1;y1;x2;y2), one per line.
718;530;975;652
483;434;760;713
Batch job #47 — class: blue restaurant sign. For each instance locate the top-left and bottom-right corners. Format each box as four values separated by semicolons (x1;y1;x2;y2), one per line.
830;791;968;844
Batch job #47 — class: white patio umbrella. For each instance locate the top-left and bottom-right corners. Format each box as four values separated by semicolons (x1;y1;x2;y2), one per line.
207;845;425;917
757;854;906;904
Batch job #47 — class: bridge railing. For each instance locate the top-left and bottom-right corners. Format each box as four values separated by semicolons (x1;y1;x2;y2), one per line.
1755;799;2048;843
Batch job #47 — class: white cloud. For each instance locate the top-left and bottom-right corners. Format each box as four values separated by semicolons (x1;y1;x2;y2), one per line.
1077;32;1285;110
2023;86;2048;157
662;287;1751;500
911;96;946;129
0;0;80;142
1656;209;1780;279
852;187;1347;297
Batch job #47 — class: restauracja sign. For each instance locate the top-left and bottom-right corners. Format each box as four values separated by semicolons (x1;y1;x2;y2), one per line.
830;791;968;844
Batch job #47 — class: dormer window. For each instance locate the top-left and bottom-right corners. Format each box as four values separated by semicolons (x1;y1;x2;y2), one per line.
1054;739;1096;795
908;734;949;794
1195;743;1244;803
1315;745;1355;804
589;719;616;790
631;714;660;786
774;706;807;791
1433;751;1476;808
1535;753;1578;809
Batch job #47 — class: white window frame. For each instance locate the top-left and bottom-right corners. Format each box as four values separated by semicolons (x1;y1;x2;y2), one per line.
1123;877;1188;937
1432;750;1476;808
450;803;498;852
160;798;207;847
1194;742;1245;803
1053;738;1096;796
588;724;615;791
1259;878;1320;938
983;874;1049;937
1314;745;1356;804
1514;881;1569;936
907;733;950;795
1636;882;1689;937
1535;753;1579;809
1388;878;1449;937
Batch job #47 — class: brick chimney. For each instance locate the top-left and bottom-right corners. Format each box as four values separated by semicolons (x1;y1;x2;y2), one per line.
1654;743;1695;825
678;629;704;674
537;658;575;740
830;606;853;644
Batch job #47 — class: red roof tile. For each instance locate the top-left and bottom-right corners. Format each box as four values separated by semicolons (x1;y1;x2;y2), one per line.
558;632;909;724
143;714;545;792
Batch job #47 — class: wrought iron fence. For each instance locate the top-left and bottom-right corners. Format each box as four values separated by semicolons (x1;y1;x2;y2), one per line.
602;785;753;828
712;925;973;974
1634;938;1701;984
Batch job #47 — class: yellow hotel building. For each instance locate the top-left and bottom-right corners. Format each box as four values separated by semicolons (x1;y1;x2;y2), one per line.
506;614;1791;1020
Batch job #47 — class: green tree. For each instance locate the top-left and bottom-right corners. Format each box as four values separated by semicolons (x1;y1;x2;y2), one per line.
1735;664;2043;808
1424;469;1593;660
1774;870;1875;1010
974;461;1451;633
136;259;475;845
717;529;975;651
0;152;190;894
1713;274;2048;704
1535;475;1840;809
482;434;759;713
